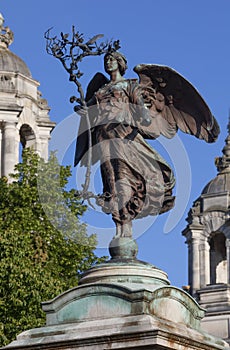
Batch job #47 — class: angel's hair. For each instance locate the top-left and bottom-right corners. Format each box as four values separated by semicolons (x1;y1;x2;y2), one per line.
104;51;128;76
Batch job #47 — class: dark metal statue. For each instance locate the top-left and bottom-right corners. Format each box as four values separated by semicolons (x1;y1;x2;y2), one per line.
45;29;220;241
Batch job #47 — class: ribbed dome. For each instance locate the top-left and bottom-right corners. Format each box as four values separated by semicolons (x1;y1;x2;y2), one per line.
0;13;31;78
0;47;31;78
202;118;230;195
202;171;230;195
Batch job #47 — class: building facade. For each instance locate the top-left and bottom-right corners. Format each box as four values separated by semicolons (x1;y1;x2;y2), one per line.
0;13;55;178
183;120;230;343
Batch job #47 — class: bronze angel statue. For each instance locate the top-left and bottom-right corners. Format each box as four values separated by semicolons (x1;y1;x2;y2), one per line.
74;50;219;238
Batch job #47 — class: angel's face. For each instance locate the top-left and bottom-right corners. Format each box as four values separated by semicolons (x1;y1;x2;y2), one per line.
104;55;119;73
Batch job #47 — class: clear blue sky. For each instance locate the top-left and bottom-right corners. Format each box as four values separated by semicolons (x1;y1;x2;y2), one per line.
1;0;230;287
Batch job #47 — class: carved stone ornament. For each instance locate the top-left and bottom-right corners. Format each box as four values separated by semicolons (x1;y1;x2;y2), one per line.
0;13;14;48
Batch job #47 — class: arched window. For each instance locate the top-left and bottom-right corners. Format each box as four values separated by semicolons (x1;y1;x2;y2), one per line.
209;232;227;284
19;124;36;149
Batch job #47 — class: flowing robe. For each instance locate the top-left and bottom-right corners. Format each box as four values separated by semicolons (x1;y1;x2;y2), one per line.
75;79;175;225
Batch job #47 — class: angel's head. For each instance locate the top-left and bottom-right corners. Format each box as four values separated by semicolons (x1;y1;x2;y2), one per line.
104;51;127;76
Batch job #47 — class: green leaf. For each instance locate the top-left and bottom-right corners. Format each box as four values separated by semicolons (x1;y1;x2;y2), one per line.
0;149;107;346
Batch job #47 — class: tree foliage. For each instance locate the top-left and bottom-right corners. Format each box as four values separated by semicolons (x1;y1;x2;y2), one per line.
0;149;106;346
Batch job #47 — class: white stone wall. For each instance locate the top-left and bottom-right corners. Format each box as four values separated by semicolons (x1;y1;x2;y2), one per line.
0;71;55;179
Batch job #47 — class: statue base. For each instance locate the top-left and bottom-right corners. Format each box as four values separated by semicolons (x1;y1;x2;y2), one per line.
4;251;228;350
109;236;138;259
79;257;170;288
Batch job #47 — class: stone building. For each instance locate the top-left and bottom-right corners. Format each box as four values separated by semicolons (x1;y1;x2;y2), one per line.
0;13;55;178
183;120;230;343
1;11;229;350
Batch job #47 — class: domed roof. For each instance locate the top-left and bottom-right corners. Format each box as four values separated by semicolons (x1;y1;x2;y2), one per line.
0;47;31;78
0;13;31;78
202;120;230;195
202;171;230;195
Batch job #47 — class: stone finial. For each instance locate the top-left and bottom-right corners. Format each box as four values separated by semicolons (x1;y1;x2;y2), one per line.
0;13;14;48
215;116;230;173
227;112;230;133
0;13;4;29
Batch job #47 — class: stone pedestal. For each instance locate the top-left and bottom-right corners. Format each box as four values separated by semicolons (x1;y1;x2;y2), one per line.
3;251;228;350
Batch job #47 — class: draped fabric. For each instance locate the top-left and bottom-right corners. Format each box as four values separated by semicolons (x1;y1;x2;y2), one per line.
92;79;175;225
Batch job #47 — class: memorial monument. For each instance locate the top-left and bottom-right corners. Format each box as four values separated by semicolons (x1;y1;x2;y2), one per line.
3;27;229;349
45;26;220;254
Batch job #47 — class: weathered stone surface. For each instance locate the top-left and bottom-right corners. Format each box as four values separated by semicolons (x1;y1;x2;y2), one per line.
78;258;170;288
182;121;230;344
0;14;55;179
4;313;228;350
42;283;204;330
3;261;228;350
197;284;230;341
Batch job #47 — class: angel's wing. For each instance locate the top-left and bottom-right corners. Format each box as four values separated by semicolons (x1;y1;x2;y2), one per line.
85;72;109;102
134;64;220;143
74;72;109;167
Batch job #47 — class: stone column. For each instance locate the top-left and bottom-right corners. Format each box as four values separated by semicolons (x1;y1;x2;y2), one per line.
199;238;210;288
186;235;193;292
190;235;201;295
0;125;3;177
226;238;230;284
39;136;49;161
3;121;17;178
15;129;20;167
37;126;53;161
